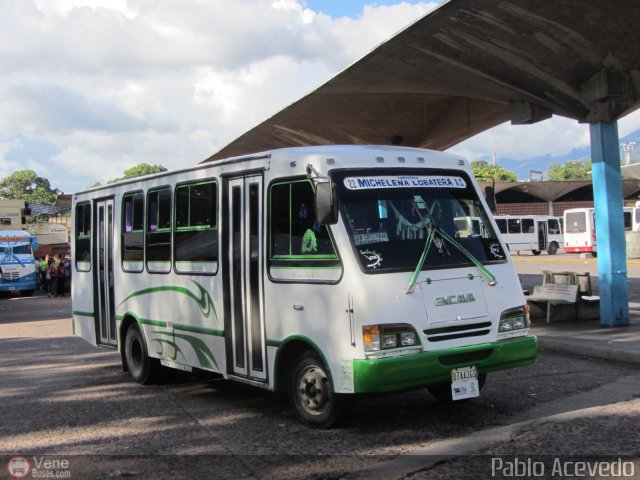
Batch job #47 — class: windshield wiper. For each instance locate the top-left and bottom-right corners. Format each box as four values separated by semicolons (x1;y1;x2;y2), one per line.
437;228;497;287
405;201;448;294
405;203;496;294
405;226;435;294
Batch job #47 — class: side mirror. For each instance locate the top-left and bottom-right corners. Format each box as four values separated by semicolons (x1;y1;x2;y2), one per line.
484;186;496;214
315;181;339;225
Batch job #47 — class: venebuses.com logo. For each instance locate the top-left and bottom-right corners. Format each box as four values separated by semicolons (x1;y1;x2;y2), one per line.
7;457;31;479
6;456;72;479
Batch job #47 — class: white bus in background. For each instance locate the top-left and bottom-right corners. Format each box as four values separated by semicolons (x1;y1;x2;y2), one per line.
72;145;537;428
564;206;640;255
493;215;564;255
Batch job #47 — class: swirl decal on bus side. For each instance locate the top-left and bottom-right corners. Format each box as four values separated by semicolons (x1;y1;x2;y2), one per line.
118;280;218;321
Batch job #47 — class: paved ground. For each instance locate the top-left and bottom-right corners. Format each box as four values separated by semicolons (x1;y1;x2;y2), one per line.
1;255;640;479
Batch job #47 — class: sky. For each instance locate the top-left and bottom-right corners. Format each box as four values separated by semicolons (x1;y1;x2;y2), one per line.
2;0;640;195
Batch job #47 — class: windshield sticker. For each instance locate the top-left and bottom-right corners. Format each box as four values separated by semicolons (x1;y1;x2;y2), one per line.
354;232;389;246
299;203;308;219
344;176;467;190
301;229;318;253
489;242;504;259
359;249;382;269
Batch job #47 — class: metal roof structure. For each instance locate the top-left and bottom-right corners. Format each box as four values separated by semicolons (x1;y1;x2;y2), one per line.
484;179;640;203
204;0;640;162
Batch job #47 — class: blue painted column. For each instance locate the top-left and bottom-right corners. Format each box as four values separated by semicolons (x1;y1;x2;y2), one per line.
589;121;629;326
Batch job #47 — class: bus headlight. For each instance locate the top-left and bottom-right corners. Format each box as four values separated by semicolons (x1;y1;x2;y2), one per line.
363;324;420;352
382;333;397;349
400;332;417;346
499;306;530;333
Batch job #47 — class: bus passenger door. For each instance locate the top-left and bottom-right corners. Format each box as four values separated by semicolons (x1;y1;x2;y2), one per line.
537;221;547;252
94;198;117;347
225;175;267;382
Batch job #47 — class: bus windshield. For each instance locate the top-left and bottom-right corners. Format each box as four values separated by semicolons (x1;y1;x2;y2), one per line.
334;169;507;273
566;212;587;233
0;244;31;255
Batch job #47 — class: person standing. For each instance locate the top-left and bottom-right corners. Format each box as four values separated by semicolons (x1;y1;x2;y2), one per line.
38;256;48;291
46;259;56;297
56;259;67;297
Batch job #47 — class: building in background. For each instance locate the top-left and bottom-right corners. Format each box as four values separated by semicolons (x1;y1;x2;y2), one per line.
0;199;29;230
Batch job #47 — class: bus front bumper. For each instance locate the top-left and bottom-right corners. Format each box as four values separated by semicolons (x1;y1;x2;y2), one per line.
352;336;537;393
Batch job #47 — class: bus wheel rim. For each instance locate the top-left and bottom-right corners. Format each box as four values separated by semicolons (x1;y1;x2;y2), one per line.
297;365;331;415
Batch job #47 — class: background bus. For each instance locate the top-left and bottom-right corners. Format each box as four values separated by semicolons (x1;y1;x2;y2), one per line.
493;215;563;255
0;230;38;296
564;206;640;254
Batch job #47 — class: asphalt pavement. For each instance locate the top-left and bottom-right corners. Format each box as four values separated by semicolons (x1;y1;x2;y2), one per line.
1;253;639;480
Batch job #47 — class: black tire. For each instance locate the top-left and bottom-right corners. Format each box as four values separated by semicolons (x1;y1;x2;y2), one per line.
288;351;344;428
547;242;559;255
20;290;34;297
532;250;541;256
124;322;161;384
428;373;487;402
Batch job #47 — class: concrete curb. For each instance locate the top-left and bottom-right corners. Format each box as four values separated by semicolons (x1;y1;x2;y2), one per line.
537;337;640;366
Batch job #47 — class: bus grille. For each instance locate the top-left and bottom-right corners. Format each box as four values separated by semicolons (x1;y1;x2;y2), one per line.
423;322;491;342
2;272;19;282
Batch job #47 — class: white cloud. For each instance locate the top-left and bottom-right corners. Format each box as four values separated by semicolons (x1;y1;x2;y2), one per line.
0;0;437;194
448;116;591;162
7;0;631;196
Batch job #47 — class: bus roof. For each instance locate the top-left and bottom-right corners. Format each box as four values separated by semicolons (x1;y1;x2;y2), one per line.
0;230;32;243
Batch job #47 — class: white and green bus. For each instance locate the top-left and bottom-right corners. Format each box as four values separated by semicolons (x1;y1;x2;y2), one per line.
72;145;537;427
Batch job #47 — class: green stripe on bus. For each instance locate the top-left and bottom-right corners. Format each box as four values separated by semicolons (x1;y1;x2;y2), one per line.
73;310;95;318
139;318;167;327
173;323;224;337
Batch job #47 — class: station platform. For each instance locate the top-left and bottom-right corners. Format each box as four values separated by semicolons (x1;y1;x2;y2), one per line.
531;311;640;366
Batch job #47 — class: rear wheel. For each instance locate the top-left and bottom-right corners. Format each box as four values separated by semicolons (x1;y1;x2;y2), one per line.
427;373;487;402
124;322;161;384
288;351;345;428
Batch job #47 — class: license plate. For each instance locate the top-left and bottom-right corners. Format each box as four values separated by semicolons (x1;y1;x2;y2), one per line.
8;286;16;291
450;366;480;400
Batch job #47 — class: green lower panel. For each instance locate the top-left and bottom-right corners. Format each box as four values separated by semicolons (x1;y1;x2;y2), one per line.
353;336;538;393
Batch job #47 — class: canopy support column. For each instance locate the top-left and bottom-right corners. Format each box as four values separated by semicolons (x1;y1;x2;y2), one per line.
589;121;629;326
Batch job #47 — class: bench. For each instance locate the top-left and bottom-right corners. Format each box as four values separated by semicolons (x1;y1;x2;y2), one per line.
526;271;600;322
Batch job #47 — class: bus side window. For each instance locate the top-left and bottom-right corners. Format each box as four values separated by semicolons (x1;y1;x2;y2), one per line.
75;202;91;271
269;179;339;260
507;219;521;234
521;218;534;234
146;187;172;273
174;180;218;275
495;219;507;234
122;192;144;272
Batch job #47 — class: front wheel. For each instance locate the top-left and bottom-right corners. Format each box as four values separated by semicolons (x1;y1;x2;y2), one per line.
547;242;559;255
288;351;345;428
124;322;161;384
532;250;542;256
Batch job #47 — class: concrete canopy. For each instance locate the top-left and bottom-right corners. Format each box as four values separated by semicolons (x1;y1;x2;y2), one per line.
480;179;640;203
204;0;640;163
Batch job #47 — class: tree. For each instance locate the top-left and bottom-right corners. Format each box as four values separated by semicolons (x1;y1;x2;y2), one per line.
0;170;60;205
546;160;591;180
470;160;518;182
107;163;167;184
